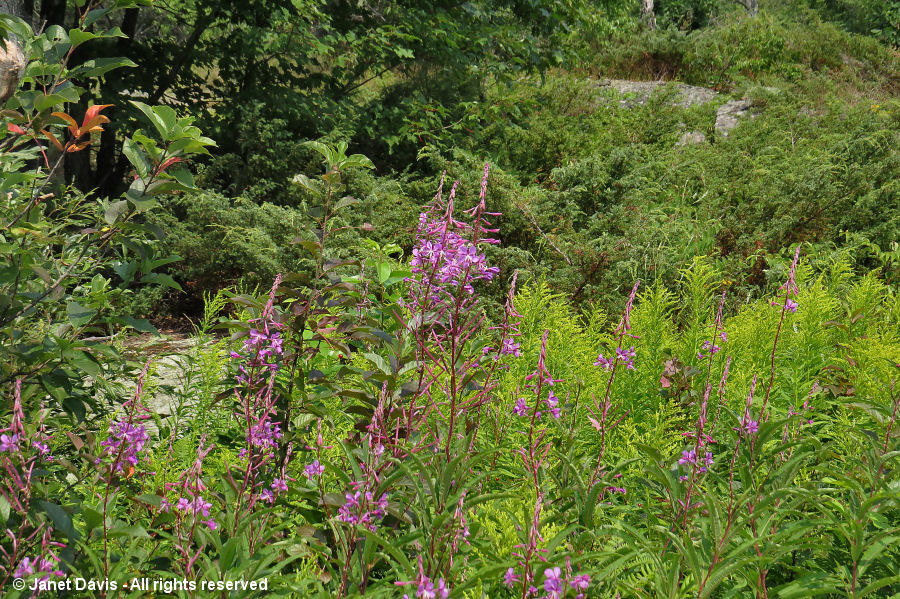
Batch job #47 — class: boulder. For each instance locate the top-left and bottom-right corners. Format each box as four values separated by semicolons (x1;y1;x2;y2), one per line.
676;131;707;146
0;38;26;104
715;99;753;137
594;79;718;109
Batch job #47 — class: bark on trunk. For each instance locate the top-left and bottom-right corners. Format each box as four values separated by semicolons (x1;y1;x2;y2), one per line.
641;0;657;31
0;0;27;104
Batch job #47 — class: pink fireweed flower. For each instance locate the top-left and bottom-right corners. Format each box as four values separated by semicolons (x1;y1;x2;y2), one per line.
435;578;450;599
14;556;35;577
679;449;714;473
771;298;799;313
304;459;325;478
0;433;19;452
99;420;150;472
543;567;564;596
416;578;434;599
596;346;637;370
525;330;561;389
192;496;212;517
337;487;389;532
500;337;522;357
32;440;51;458
513;397;529;417
741;418;759;435
594;353;613;370
248;419;282;450
504;567;520;588
405;170;500;311
14;554;65;581
616;346;636;370
489;270;524;358
679;449;697;466
570;574;591;590
545;392;561;419
780;245;801;297
271;478;288;493
697;340;721;360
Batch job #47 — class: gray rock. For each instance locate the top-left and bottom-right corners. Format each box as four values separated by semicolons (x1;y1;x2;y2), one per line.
593;79;718;109
715;99;753;137
676;131;707;146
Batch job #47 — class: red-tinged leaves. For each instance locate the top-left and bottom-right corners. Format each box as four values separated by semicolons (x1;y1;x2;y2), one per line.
83;103;112;125
78;104;112;136
154;156;181;174
42;129;64;151
51;105;113;145
7;122;26;135
51;111;79;134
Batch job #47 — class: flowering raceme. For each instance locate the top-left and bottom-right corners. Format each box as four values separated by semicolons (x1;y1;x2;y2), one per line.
405;167;499;314
97;361;153;473
99;420;150;472
337;484;389;532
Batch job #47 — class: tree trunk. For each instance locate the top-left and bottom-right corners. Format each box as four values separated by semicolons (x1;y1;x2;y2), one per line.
0;0;27;104
641;0;657;31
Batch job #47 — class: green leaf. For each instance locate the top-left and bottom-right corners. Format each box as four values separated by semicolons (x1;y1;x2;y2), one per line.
115;316;158;334
333;196;359;211
68;28;98;46
64;349;101;377
169;167;195;189
104;200;128;225
126;183;158;211
0;13;32;40
35;93;71;112
38;501;79;541
82;7;114;28
131;101;170;138
113;261;139;285
122;138;150;179
67;301;97;327
108;524;150;539
364;352;391;375
377;262;391;283
140;272;182;291
82;506;104;534
0;495;10;523
71;57;137;78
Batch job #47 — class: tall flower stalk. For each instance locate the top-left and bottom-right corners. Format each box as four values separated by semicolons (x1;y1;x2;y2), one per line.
97;360;152;579
0;379;63;589
404;165;500;458
229;275;290;544
590;280;640;487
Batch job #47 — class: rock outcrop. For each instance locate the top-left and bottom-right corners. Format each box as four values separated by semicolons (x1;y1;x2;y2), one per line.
715;99;754;137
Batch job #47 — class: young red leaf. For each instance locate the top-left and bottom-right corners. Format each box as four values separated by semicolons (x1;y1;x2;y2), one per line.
51;111;80;136
41;129;65;151
83;103;113;124
154;156;181;174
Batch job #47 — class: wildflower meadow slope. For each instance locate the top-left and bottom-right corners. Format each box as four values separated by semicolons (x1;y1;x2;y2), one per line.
4;157;899;598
